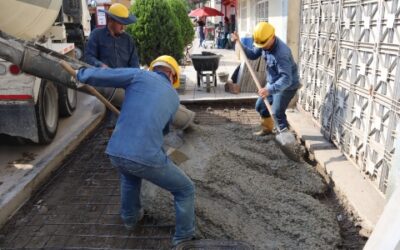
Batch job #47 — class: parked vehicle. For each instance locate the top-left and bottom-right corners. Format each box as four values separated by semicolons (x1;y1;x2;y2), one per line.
0;0;91;144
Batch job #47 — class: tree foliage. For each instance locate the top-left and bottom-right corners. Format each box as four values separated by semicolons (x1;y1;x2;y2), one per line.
166;0;194;47
128;0;184;66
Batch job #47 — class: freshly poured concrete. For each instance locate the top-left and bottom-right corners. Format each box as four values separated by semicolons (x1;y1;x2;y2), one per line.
142;123;342;249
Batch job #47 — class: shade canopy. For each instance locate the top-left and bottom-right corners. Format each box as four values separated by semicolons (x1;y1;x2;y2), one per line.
189;6;224;17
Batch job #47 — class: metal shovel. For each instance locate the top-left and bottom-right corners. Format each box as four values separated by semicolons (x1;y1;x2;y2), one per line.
235;41;301;162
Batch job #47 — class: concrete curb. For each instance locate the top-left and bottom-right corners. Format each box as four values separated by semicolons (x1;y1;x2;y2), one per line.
286;108;385;232
0;99;105;227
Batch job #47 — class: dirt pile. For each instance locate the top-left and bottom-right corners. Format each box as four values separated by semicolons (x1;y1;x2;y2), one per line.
142;123;341;249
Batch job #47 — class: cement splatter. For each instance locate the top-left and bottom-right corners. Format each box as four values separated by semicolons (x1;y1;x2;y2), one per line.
142;123;341;250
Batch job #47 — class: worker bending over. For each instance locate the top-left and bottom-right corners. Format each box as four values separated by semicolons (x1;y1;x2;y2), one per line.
73;56;196;247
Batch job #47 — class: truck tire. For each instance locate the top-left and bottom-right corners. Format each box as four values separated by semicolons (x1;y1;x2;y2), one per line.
35;80;59;144
58;85;77;117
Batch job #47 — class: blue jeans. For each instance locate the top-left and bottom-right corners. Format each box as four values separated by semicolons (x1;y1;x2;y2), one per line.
255;89;297;130
199;30;205;48
109;155;195;245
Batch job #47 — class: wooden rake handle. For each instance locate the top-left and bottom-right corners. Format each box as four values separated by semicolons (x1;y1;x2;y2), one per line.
59;60;120;115
235;41;280;132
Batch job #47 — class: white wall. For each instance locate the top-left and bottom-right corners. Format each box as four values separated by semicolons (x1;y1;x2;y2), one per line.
237;0;251;37
268;0;287;42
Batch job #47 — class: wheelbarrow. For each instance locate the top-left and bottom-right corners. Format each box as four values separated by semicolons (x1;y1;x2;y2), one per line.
191;52;221;92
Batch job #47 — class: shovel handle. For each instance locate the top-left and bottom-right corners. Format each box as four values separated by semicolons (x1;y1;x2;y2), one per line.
59;60;77;77
59;60;120;115
235;41;280;132
81;85;120;115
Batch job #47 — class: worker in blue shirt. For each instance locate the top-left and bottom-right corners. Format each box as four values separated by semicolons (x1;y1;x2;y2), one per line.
85;3;139;129
85;3;139;68
74;56;195;247
231;22;300;135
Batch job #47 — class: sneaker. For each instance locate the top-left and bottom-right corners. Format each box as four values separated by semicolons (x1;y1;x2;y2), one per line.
124;208;144;230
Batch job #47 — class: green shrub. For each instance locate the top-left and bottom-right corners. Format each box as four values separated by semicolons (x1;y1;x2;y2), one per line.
166;0;194;47
128;0;184;66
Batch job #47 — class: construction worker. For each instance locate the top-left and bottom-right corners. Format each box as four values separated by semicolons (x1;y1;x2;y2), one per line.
85;3;139;68
73;56;195;247
231;22;300;135
85;3;140;129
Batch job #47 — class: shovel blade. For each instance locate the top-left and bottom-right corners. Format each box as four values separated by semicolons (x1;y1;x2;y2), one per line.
168;149;189;165
275;131;302;162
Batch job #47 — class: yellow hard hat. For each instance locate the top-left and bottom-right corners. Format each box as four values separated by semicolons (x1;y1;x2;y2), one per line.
103;3;136;25
253;22;275;48
150;55;180;89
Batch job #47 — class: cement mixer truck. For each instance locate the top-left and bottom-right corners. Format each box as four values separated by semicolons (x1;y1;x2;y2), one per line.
0;0;91;144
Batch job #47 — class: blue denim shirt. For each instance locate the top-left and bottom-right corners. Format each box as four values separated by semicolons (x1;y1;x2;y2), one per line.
77;67;179;167
84;27;139;68
242;37;299;95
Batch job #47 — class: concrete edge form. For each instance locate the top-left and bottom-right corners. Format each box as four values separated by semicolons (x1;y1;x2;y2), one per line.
0;102;106;227
286;109;385;232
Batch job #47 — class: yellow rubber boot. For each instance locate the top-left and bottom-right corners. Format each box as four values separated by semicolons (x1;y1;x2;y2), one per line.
253;117;274;136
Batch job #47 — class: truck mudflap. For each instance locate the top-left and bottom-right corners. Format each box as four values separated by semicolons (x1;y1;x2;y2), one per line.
0;31;116;101
0;103;38;142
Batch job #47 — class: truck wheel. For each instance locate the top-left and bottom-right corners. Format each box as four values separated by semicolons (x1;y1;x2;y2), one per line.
58;85;77;117
35;80;59;144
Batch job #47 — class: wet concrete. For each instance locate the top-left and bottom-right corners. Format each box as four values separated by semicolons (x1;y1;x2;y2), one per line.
142;123;341;249
0;102;366;249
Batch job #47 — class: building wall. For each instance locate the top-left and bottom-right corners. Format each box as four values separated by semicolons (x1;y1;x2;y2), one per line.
237;0;288;42
268;0;287;41
210;0;223;24
298;0;400;196
287;0;300;62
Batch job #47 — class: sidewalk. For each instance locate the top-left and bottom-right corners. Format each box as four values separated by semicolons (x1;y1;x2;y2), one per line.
179;38;258;102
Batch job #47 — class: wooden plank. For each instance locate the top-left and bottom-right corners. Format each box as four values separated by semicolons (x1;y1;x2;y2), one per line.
237;57;266;93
